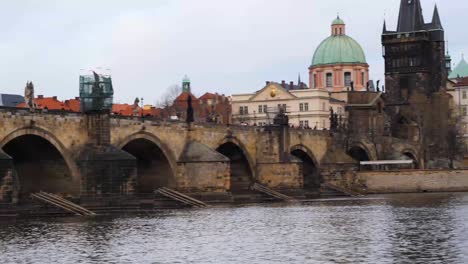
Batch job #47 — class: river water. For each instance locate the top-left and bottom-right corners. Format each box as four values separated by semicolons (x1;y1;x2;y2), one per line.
1;193;468;264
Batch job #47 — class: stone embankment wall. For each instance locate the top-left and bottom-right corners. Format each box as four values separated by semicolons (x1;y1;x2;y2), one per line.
357;170;468;193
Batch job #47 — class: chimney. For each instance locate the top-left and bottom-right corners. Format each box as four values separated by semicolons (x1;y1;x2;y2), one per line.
289;81;294;90
266;81;270;85
281;80;286;88
38;95;44;99
75;97;80;100
53;96;57;100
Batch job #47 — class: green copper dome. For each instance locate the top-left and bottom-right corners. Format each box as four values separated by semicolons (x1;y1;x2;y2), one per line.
311;35;367;66
449;57;468;79
332;16;345;25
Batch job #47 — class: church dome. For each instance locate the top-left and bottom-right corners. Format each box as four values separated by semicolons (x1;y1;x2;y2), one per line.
311;17;367;67
449;56;468;79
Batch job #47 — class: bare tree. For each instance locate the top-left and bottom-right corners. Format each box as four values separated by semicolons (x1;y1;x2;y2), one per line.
447;109;465;168
156;84;182;108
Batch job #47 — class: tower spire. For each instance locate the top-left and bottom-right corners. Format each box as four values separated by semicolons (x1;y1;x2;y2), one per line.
397;0;424;32
431;4;443;29
382;19;387;33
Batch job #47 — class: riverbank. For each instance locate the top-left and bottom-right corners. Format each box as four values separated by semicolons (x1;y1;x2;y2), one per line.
355;169;468;194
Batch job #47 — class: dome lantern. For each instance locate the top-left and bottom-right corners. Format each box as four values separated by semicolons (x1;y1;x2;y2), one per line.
332;16;346;36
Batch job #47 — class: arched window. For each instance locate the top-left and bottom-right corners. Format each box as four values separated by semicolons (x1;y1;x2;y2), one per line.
313;74;317;88
344;72;352;87
326;73;333;88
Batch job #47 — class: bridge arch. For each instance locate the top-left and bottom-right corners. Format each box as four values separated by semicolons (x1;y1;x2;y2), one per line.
348;142;375;162
0;127;80;198
117;132;178;193
290;145;321;189
402;149;420;169
216;138;255;193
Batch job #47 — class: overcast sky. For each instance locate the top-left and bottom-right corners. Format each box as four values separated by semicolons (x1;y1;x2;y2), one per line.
0;0;466;104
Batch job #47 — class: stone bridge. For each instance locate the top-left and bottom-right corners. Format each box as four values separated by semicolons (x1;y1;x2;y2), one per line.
0;108;354;202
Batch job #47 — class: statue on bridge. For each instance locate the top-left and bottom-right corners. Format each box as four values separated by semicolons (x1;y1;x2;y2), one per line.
133;97;140;116
24;81;36;111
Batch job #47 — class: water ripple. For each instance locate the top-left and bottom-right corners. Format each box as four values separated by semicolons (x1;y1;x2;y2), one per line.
1;193;468;264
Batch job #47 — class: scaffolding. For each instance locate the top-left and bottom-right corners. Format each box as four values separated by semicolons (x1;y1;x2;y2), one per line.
79;73;114;113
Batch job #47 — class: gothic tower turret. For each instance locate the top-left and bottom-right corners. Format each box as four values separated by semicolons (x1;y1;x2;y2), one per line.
382;0;446;101
382;0;453;167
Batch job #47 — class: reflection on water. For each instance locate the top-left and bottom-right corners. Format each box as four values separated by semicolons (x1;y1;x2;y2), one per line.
1;193;468;264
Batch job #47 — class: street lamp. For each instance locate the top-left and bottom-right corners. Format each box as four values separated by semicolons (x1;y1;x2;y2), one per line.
140;97;144;119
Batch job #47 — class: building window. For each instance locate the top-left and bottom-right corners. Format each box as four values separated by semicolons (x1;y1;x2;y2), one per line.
322;119;326;129
263;105;267;113
361;72;365;86
344;72;352;87
313;74;317;88
337;107;342;114
239;106;249;115
463;91;467;99
322;102;326;111
304;103;309;111
326;73;333;87
464;106;467;116
299;103;304;112
304;120;309;128
258;105;263;113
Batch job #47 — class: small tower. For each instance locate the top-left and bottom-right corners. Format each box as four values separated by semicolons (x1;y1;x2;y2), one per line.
182;75;191;93
331;15;345;36
445;42;452;74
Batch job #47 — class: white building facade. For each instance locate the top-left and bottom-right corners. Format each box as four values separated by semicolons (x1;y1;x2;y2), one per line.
448;79;468;153
231;82;346;129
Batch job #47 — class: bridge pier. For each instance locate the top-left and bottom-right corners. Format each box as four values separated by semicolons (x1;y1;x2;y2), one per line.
78;113;137;197
0;149;18;204
176;140;230;195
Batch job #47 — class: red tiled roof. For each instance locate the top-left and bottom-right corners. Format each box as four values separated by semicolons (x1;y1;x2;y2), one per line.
17;96;70;110
199;92;217;100
174;92;198;102
16;96;161;117
64;98;80;112
454;77;468;87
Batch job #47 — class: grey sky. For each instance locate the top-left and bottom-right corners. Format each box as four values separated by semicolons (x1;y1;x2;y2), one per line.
0;0;465;104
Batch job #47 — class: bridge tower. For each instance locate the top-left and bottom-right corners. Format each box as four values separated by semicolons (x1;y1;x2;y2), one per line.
382;0;453;166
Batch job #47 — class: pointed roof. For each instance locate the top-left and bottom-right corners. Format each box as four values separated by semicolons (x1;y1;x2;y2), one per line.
397;0;425;32
431;4;443;29
174;92;198;102
179;141;229;163
449;56;468;79
382;19;387;33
